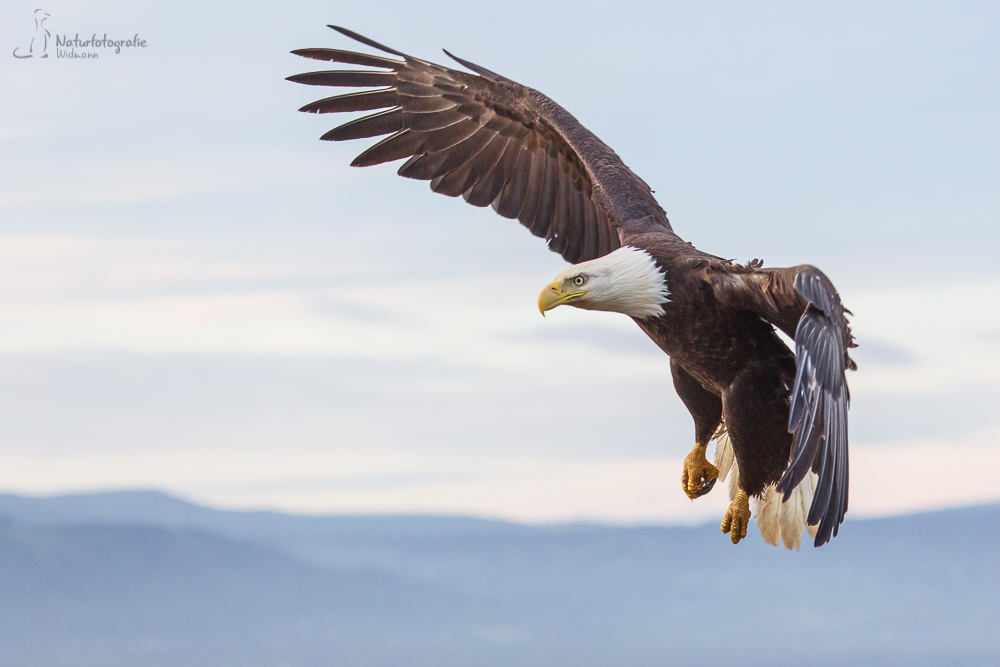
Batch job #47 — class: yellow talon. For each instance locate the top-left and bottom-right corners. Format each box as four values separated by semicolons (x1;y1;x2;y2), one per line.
721;489;751;544
681;444;719;500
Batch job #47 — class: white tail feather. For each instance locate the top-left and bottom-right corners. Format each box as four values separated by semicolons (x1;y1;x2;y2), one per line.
755;484;783;547
712;428;741;502
714;428;736;485
712;424;819;549
754;473;819;550
775;483;804;549
728;464;741;501
804;473;819;540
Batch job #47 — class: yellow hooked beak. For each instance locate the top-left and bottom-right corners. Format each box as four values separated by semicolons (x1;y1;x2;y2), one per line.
537;281;586;316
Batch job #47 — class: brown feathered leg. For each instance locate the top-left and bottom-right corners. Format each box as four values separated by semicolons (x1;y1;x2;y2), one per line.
672;360;723;500
720;360;794;544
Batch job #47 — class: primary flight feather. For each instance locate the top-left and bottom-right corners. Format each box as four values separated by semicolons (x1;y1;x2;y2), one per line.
288;26;856;548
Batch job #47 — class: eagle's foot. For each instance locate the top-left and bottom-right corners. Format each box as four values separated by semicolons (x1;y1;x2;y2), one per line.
681;444;719;500
721;490;751;544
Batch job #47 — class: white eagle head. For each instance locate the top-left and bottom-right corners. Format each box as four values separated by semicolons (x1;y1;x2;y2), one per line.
537;246;670;319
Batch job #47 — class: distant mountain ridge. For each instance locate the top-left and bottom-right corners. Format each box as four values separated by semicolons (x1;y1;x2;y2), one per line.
0;489;527;538
3;487;997;536
0;490;997;667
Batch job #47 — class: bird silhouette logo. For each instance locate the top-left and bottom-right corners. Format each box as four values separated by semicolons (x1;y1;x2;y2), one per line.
13;9;51;59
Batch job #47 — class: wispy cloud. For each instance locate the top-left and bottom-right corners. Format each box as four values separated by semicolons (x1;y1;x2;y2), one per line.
3;431;997;523
0;147;338;208
0;124;48;141
845;281;1000;395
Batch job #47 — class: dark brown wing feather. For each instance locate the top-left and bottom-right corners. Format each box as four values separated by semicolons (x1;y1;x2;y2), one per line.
289;26;673;263
712;264;856;547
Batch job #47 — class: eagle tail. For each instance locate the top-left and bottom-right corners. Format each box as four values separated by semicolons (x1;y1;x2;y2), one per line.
755;475;819;550
713;426;819;550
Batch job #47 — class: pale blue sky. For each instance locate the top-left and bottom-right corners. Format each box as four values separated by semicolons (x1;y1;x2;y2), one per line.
1;1;998;522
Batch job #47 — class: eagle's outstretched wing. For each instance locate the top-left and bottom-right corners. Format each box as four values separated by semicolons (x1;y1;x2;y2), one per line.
288;26;673;264
713;265;856;547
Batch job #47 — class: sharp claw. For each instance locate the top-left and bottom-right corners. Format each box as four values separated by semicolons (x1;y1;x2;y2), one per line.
685;472;717;499
681;447;719;500
722;490;750;544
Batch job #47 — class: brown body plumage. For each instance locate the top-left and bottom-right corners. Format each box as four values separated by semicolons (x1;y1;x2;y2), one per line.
289;27;856;547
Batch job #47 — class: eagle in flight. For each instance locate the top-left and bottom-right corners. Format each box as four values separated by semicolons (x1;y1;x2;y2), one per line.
288;26;856;549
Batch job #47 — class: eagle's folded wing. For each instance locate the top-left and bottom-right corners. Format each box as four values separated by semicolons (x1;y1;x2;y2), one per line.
713;265;855;546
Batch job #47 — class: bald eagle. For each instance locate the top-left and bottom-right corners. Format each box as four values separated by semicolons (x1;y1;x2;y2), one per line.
288;27;856;548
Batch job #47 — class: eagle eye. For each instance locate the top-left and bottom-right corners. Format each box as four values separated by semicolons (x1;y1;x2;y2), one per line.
573;275;587;287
